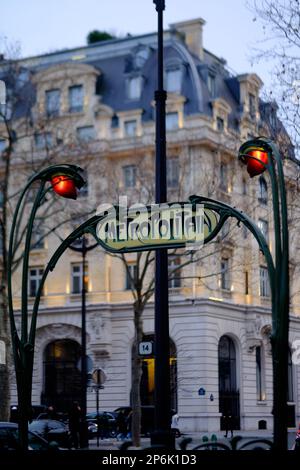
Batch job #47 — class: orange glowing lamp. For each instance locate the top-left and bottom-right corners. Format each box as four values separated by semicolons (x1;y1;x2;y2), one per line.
245;149;268;178
51;175;77;199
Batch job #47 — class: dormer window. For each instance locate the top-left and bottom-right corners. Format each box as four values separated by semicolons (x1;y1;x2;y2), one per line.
166;68;182;93
127;76;142;100
69;85;84;113
134;47;150;69
45;89;60;117
217;117;224;132
124;120;137;137
207;73;216;97
166;112;179;131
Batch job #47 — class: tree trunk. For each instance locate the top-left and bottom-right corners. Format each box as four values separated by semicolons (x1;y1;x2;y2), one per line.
131;302;144;448
0;288;11;421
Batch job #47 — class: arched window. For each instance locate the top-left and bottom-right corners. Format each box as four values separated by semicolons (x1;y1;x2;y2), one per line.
218;335;240;430
42;339;81;411
256;345;266;401
259;177;268;204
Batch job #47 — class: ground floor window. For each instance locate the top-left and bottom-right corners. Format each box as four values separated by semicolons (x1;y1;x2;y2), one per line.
133;335;177;412
42;339;81;412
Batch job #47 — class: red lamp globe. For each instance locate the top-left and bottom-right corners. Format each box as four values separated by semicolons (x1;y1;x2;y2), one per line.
51;175;77;199
246;150;268;178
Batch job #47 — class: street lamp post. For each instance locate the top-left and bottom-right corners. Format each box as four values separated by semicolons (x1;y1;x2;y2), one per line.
67;235;98;448
189;137;289;451
151;0;174;448
238;137;290;451
7;165;84;451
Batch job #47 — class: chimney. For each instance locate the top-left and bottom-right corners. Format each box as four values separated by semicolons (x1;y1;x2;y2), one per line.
170;18;206;61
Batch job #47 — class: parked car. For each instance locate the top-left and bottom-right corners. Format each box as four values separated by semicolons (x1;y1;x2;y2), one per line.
29;419;71;449
86;411;117;438
10;405;47;423
36;411;68;423
114;406;155;436
0;422;59;451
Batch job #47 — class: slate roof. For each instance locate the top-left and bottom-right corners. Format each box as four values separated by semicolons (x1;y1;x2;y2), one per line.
0;26;269;132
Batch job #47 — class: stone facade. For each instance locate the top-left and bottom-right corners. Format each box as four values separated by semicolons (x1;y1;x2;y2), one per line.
1;17;300;432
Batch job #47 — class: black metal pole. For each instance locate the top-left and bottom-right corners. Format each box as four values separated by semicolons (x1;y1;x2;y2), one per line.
96;385;100;448
67;235;97;447
80;236;88;446
151;0;174;448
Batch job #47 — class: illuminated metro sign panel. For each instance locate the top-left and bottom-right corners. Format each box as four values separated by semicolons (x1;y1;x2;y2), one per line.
95;201;220;253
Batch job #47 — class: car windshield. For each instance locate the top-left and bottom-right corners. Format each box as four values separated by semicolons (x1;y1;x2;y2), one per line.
29;421;47;432
10;429;49;450
30;420;64;432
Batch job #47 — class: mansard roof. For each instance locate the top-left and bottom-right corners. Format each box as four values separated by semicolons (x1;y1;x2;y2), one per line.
0;23;262;130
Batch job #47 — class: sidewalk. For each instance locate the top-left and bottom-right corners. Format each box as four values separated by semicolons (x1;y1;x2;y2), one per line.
87;429;297;450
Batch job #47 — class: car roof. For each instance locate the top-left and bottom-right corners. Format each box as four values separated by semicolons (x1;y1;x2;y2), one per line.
0;422;18;427
30;419;64;423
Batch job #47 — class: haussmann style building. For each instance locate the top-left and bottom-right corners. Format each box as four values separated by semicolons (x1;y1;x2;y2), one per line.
1;17;300;433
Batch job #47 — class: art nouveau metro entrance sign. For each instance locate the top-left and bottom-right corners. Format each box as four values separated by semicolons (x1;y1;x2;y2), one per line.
94;201;221;253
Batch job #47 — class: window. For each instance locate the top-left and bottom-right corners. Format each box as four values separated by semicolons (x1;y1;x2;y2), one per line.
249;93;256;118
28;267;44;297
269;110;277;129
127;77;142;100
167;157;179;188
125;264;137;290
258;219;269;243
168;257;181;288
78;178;88;198
245;271;249;295
259;177;268;204
0;101;12;121
0;139;7;152
166;68;182;93
123;165;137;188
34;132;52;149
221;220;230;239
207;73;216;97
288;349;294;402
256;346;265;401
260;266;270;297
31;224;44;250
166;112;179;131
71;263;88;294
221;258;230;290
124;120;137;137
217;117;224;132
242;178;247;195
68;85;84;113
76;126;95;142
220;163;228;191
45;89;60;117
135;47;150;69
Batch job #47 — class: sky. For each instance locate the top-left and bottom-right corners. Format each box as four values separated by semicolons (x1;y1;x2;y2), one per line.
0;0;273;90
